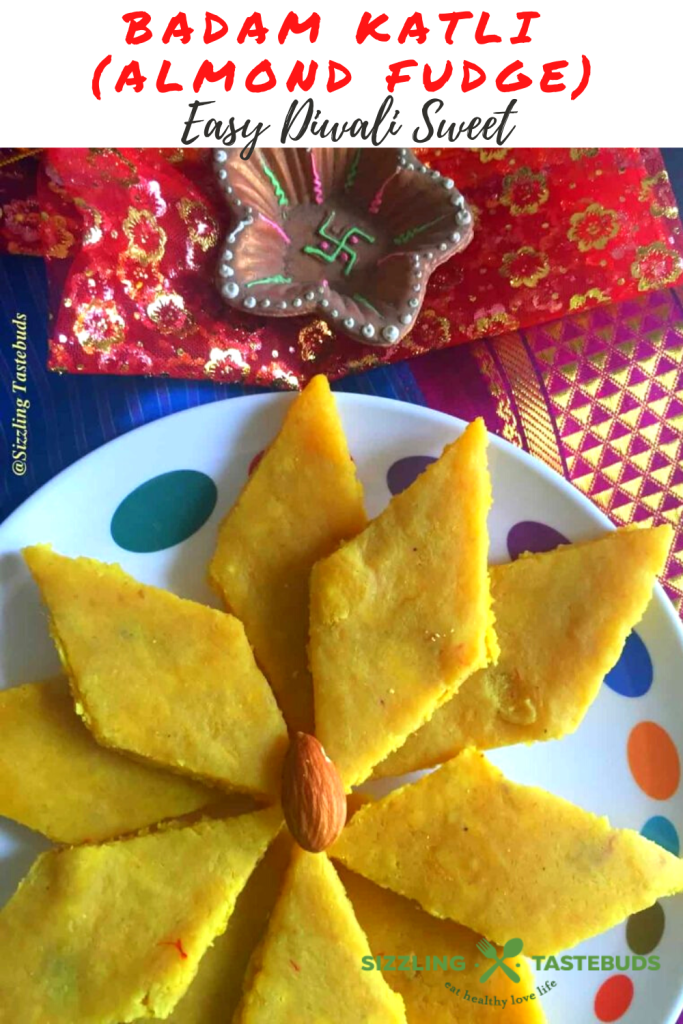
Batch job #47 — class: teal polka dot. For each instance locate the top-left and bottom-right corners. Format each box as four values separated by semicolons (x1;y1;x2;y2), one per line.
640;816;680;856
111;470;217;553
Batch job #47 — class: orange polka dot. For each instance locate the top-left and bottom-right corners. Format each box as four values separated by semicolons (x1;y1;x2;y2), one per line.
594;975;634;1022
628;722;680;800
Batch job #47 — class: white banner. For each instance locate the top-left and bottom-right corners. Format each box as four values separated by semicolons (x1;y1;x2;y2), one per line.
1;1;681;147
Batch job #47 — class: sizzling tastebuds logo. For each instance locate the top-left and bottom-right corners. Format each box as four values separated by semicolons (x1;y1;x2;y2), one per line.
362;939;662;1010
361;945;661;977
361;942;550;1012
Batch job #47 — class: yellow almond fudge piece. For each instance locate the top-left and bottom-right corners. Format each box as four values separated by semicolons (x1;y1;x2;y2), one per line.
310;418;495;787
333;749;683;955
23;545;288;799
209;374;366;733
0;807;282;1024
168;831;292;1024
235;848;407;1024
0;678;219;844
378;525;671;777
338;866;546;1024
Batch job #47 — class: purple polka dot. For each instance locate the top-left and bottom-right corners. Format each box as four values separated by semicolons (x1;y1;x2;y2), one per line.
604;630;653;698
507;521;569;561
387;456;436;496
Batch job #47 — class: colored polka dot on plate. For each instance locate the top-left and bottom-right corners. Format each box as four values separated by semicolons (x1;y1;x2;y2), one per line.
640;815;680;856
627;722;680;800
111;470;217;553
626;900;665;955
604;630;653;698
248;450;265;476
387;455;436;496
594;975;634;1022
507;521;569;560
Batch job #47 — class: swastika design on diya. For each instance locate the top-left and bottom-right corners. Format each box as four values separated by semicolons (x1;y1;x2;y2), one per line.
303;212;376;277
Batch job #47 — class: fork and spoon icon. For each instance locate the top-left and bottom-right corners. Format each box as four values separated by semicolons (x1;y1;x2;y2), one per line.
476;936;524;983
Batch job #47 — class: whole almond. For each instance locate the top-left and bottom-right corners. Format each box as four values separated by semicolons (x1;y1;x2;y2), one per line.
282;733;347;853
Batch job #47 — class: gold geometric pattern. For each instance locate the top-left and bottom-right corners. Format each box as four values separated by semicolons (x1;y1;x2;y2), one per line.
474;289;683;611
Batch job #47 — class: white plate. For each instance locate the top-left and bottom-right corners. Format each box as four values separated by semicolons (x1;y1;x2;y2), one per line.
0;393;681;1024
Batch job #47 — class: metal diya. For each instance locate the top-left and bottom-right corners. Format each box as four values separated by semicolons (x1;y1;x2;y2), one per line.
214;147;473;347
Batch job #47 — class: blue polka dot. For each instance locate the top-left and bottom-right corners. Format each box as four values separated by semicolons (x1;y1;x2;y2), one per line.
640;816;680;856
111;470;217;553
604;630;653;698
387;456;436;496
507;521;569;560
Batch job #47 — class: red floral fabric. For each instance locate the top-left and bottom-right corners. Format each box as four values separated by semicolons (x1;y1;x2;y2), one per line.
2;147;683;388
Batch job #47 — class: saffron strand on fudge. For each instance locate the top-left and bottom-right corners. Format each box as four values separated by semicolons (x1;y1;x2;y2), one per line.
0;808;282;1023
